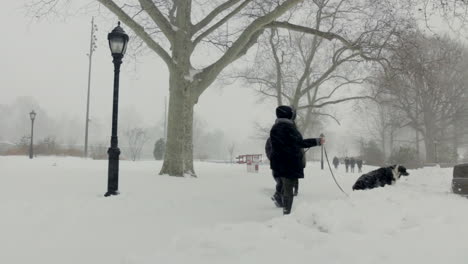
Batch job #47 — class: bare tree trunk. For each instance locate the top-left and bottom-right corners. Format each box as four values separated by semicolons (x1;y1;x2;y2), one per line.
183;101;195;176
422;103;437;163
452;124;459;162
423;135;435;163
415;128;420;157
160;74;197;176
379;108;387;159
389;130;394;158
160;17;196;176
160;74;189;176
423;125;436;163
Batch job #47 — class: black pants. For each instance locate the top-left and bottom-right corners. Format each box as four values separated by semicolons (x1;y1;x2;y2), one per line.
281;177;298;215
274;177;282;194
274;177;298;196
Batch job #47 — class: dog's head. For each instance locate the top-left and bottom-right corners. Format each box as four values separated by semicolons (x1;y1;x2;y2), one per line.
391;165;410;179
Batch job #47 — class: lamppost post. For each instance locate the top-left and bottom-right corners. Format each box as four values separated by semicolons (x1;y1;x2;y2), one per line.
104;22;129;197
84;17;98;158
29;110;36;159
320;133;325;170
434;139;438;164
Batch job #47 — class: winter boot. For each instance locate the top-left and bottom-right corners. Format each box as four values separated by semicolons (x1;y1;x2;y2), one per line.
282;196;293;215
271;192;283;208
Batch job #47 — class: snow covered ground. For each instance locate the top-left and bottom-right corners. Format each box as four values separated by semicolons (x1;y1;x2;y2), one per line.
1;156;467;264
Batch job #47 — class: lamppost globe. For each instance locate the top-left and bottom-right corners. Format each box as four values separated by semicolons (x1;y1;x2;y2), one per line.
29;110;36;121
108;22;129;56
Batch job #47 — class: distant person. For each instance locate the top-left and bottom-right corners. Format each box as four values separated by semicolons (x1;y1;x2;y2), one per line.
350;157;356;173
345;157;350;173
357;159;363;173
269;105;324;215
333;156;339;169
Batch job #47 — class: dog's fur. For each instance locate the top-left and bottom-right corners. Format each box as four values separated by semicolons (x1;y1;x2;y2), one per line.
352;165;409;191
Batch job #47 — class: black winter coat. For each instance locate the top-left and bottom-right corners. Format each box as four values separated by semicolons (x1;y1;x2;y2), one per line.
269;118;320;179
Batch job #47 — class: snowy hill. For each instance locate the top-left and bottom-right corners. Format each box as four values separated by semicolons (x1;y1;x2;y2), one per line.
1;156;467;264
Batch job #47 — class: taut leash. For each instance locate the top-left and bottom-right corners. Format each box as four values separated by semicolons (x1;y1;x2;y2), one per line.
323;146;349;197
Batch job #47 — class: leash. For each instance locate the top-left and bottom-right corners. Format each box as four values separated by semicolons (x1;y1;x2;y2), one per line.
323;146;349;197
305;145;349;197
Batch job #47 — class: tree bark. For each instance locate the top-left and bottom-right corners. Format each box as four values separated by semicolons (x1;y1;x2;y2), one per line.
423;122;436;163
160;74;188;176
183;100;196;176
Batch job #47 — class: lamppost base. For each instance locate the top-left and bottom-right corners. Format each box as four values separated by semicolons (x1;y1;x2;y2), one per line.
104;190;120;197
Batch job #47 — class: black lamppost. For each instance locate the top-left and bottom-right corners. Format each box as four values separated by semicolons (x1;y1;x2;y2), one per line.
29;110;37;159
320;133;325;170
104;22;129;197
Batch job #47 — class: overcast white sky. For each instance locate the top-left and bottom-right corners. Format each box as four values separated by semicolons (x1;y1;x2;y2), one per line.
0;1;388;156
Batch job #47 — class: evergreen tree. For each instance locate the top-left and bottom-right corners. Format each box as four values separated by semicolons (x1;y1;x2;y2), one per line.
153;138;165;160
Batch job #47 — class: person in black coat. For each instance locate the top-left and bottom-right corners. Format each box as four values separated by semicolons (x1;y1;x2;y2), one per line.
350;157;356;173
333;156;339;169
269;105;324;215
266;138;300;208
344;157;350;173
357;159;363;173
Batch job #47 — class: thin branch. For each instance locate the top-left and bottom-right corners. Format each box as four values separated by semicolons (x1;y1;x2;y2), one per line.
193;0;243;33
266;21;361;50
312;112;341;126
193;0;253;45
297;96;376;109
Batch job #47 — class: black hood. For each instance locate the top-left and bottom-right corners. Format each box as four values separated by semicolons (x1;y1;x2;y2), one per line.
276;106;296;120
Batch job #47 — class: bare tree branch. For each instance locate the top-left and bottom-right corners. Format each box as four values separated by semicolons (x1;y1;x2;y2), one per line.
138;0;176;43
193;0;243;33
194;0;303;99
297;96;376;109
97;0;174;70
193;0;253;45
266;21;361;50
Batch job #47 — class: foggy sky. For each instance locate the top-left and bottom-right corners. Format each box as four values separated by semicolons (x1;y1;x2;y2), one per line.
0;1;374;157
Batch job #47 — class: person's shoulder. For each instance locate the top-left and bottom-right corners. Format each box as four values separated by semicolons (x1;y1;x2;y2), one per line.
272;121;294;130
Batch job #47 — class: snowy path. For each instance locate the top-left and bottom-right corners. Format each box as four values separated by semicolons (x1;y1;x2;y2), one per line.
0;156;467;264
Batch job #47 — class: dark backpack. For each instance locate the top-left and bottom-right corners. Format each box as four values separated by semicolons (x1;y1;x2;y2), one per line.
265;137;272;160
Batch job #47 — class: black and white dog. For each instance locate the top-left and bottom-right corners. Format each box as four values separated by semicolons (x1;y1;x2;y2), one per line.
352;165;409;191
